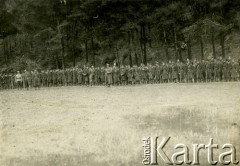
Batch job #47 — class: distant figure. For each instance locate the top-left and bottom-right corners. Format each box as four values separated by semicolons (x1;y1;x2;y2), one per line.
15;71;23;90
33;70;40;90
23;70;31;90
105;64;112;87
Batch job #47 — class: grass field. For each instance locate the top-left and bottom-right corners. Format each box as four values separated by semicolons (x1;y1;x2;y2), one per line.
0;83;240;166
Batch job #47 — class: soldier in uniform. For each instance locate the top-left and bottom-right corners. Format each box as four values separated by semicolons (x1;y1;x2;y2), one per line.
46;70;51;87
57;70;63;86
42;70;47;87
9;73;14;89
22;70;26;89
133;65;140;84
147;64;153;84
120;65;126;85
77;68;82;85
222;60;228;82
201;60;206;82
105;64;113;87
100;67;105;85
15;71;23;90
213;59;219;82
218;57;223;82
141;64;148;84
89;66;95;86
73;68;78;85
112;63;120;86
193;59;198;83
238;59;240;81
187;59;194;83
62;69;67;86
226;58;231;81
0;74;2;90
127;65;134;85
205;60;210;82
167;61;172;83
162;62;168;83
33;70;40;90
231;60;239;81
66;69;72;86
176;60;181;83
24;70;31;90
52;70;57;86
154;62;160;84
82;65;89;85
196;60;202;82
210;58;215;82
172;62;178;83
94;67;100;85
6;74;10;89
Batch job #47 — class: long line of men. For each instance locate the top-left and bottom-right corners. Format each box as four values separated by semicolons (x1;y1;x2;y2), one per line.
1;57;240;90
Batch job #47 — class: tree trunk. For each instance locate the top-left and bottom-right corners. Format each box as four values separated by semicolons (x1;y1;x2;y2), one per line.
148;23;152;47
128;31;133;67
200;35;204;60
61;37;65;69
211;27;216;58
179;47;182;62
115;43;120;67
220;34;225;58
142;23;147;65
58;19;65;69
163;30;169;61
72;46;75;67
56;55;59;69
3;41;7;64
140;24;143;64
173;25;178;60
91;37;95;66
187;39;192;60
134;52;138;66
85;40;88;63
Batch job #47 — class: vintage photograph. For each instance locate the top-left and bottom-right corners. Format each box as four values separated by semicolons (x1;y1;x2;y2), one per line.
0;0;240;165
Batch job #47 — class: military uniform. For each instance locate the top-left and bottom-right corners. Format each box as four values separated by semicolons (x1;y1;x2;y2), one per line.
147;65;154;84
187;62;194;83
133;66;140;84
57;70;62;86
105;65;113;86
120;66;126;85
172;63;178;83
77;69;82;85
112;66;119;85
89;67;95;86
222;61;229;81
52;70;57;86
231;62;239;81
162;64;168;83
82;67;89;85
15;72;23;90
100;67;105;85
24;71;31;89
73;69;78;85
127;66;134;85
33;71;40;89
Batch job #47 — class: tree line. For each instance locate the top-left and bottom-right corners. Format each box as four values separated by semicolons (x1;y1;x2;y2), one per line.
0;0;240;72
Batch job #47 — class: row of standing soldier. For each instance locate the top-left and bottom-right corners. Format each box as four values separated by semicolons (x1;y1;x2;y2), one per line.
0;58;240;90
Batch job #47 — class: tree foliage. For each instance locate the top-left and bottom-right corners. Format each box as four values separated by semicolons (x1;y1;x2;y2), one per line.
0;0;240;70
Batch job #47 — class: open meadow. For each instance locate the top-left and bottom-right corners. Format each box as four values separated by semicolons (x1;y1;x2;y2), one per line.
0;83;240;166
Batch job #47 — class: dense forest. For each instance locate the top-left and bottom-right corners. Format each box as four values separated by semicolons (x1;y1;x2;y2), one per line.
0;0;240;72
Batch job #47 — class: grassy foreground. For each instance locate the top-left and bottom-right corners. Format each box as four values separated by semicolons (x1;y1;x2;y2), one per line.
0;83;240;166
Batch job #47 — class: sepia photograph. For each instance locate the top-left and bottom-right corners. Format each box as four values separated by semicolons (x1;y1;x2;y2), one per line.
0;0;240;165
